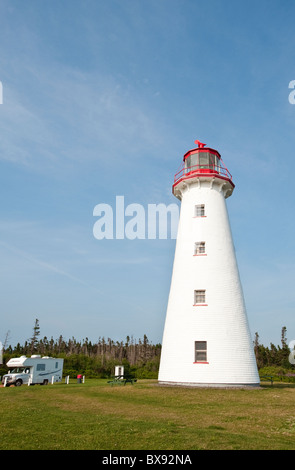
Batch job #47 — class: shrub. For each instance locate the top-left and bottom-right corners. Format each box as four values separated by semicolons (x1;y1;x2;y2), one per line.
259;365;295;382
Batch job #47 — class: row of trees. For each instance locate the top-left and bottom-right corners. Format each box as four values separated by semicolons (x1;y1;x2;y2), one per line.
254;327;292;370
1;320;161;378
1;320;294;379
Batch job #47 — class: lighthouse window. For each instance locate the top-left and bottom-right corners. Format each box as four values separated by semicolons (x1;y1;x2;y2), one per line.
209;153;218;170
195;204;205;217
185;152;198;171
195;341;207;362
194;242;206;255
199;154;208;169
185;155;191;171
194;290;206;304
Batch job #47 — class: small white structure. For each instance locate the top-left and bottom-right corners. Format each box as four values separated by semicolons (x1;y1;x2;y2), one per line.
115;365;124;377
158;141;260;388
2;355;64;386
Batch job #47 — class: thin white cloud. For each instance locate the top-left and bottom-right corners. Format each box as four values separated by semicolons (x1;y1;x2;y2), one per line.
0;63;168;174
89;256;151;265
0;240;102;293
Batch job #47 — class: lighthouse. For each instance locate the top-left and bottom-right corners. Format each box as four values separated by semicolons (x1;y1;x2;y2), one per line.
158;141;260;387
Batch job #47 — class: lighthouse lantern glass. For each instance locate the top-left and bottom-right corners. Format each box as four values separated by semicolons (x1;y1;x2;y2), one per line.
184;150;219;173
199;154;208;169
184;153;196;172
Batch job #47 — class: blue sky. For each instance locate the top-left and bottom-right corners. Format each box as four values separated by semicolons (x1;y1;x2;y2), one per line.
0;0;294;349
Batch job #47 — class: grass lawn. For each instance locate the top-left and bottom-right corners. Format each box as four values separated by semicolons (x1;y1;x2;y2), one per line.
0;379;294;450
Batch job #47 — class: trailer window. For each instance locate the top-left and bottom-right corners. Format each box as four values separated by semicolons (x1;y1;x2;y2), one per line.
11;367;25;373
36;364;45;371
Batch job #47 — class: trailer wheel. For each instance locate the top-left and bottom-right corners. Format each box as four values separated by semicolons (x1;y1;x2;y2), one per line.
15;379;22;387
43;380;48;385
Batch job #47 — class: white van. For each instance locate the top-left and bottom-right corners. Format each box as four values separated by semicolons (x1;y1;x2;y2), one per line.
2;355;64;386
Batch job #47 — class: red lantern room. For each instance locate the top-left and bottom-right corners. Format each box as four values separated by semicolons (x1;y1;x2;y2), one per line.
172;140;235;199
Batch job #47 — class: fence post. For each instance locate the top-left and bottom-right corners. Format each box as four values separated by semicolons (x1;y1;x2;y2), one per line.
4;376;7;387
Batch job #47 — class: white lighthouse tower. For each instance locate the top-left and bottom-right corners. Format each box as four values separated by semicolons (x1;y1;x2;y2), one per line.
158;140;259;387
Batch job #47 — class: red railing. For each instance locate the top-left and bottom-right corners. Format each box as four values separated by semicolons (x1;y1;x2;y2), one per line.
174;162;233;185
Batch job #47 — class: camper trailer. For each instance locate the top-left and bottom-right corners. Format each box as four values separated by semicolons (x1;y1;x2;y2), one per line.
2;355;64;386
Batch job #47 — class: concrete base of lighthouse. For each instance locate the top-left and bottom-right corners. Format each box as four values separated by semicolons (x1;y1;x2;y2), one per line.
158;381;260;389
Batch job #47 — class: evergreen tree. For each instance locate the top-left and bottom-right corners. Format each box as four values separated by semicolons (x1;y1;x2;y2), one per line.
29;318;40;353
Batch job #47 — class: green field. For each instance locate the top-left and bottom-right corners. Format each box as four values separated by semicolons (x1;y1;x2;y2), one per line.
0;379;294;450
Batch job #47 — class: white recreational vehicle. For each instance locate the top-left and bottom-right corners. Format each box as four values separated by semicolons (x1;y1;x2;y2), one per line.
2;355;64;386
